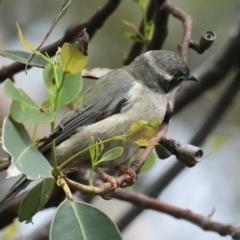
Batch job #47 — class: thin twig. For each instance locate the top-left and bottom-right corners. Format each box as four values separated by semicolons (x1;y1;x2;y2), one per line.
116;68;240;231
26;0;72;71
162;2;192;62
114;189;240;239
0;0;121;83
175;12;240;113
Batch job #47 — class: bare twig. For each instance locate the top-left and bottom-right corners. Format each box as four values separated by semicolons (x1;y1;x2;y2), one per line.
189;31;216;54
26;0;72;70
116;68;240;231
114;189;240;239
0;0;121;83
175;12;240;113
159;138;203;167
162;2;192;61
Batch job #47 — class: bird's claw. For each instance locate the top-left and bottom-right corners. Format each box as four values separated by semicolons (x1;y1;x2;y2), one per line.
95;168;121;192
117;165;136;187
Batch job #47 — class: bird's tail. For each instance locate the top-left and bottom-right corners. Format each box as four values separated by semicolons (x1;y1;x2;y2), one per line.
0;175;31;210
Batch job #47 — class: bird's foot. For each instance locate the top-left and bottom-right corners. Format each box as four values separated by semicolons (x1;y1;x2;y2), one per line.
95;168;121;192
117;164;136;187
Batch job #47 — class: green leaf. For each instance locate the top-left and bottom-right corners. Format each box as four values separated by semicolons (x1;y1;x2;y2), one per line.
97;147;123;164
43;63;56;106
60;43;88;74
88;136;95;163
2;117;52;180
0;50;47;67
16;22;35;51
43;64;83;107
4;79;55;123
50;200;122;240
141;152;156;171
59;71;83;107
19;177;55;222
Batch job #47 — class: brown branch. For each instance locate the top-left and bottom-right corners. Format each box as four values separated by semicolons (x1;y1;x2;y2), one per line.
175;12;240;113
189;31;216;54
162;2;192;62
0;0;121;83
147;4;169;51
159;138;203;167
114;189;240;239
116;67;240;231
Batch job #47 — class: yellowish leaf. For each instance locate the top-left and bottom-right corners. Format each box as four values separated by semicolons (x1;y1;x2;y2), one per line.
126;118;160;142
16;22;35;51
60;43;88;74
135;138;158;146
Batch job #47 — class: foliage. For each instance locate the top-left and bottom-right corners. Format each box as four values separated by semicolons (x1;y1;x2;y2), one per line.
123;0;154;43
0;21;160;240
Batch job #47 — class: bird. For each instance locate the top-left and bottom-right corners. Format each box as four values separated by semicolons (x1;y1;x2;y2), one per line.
0;50;197;209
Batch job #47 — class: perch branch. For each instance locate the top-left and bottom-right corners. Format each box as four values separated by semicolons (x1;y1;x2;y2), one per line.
116;67;240;231
114;189;240;239
162;2;192;61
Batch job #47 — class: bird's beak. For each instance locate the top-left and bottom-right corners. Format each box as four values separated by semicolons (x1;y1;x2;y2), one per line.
186;74;198;82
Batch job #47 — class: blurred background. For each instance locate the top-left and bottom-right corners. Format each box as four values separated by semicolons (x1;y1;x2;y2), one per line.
0;0;239;239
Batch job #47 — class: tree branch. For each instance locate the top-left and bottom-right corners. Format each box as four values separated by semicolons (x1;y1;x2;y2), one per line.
175;11;240;113
116;68;240;231
114;189;240;239
0;0;121;83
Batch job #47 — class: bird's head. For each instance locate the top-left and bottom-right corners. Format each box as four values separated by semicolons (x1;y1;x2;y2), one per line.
131;50;197;94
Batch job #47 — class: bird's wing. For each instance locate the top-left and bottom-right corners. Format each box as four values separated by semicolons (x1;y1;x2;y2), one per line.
0;69;136;210
40;69;135;153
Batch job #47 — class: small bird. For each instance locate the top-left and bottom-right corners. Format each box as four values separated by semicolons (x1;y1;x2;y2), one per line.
0;50;197;209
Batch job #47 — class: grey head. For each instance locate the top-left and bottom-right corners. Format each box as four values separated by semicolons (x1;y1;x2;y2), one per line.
127;50;197;94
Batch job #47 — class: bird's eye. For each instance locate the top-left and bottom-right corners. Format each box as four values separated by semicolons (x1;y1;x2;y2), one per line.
177;76;185;84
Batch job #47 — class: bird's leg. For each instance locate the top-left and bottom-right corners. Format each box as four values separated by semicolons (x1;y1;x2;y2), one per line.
94;167;121;191
117;164;137;187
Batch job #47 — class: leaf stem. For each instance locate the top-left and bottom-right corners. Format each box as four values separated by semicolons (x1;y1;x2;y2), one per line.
57;137;115;171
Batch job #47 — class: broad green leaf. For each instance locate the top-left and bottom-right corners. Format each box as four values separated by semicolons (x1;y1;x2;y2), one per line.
97;147;123;164
2;117;52;180
4;79;55;123
50;200;122;240
141;152;156;171
43;64;82;107
58;71;83;107
0;50;47;67
16;23;35;51
60;43;88;74
43;63;56;106
10;100;55;123
19;177;55;222
135;138;158;146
